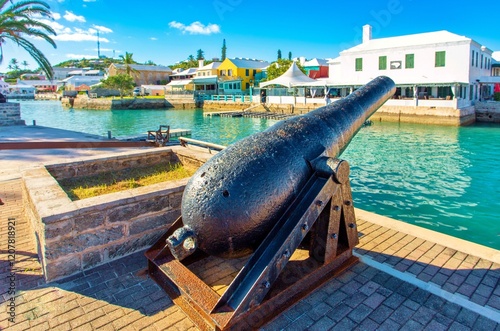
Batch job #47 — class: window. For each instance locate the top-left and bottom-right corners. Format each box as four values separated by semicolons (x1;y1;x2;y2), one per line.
228;69;233;76
471;50;475;66
379;56;387;70
405;54;414;69
476;52;478;67
245;69;249;76
253;70;257;75
481;54;483;69
355;58;363;71
435;51;446;67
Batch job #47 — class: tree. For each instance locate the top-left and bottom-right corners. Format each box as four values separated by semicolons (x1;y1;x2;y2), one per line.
277;49;282;60
7;57;18;70
0;0;57;79
288;51;292;61
119;52;138;76
221;39;226;61
21;60;29;69
100;74;135;98
264;59;306;81
145;60;156;66
196;49;204;61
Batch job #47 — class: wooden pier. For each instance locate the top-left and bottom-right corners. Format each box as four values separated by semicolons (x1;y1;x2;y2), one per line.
204;110;296;120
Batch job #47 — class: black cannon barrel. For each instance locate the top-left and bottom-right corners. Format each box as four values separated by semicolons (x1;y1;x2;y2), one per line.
173;76;396;259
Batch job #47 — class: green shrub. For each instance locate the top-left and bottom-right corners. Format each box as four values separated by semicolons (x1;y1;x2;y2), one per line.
494;92;500;101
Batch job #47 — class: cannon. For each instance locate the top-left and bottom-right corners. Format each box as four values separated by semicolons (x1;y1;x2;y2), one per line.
146;76;395;330
169;75;395;260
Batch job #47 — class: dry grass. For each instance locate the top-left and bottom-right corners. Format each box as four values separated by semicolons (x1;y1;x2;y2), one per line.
59;162;196;201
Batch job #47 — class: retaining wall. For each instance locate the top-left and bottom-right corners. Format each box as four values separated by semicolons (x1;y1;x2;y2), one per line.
475;101;500;123
0;102;25;126
22;146;211;281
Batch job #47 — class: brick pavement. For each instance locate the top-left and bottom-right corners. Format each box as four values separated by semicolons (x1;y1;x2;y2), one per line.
1;170;499;330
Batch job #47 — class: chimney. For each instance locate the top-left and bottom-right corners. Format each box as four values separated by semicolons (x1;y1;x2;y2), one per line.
198;59;204;68
362;24;372;43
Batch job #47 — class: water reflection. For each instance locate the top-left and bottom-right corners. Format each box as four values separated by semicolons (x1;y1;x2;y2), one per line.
18;101;500;249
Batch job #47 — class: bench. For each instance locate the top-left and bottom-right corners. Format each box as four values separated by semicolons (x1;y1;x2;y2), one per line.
147;125;170;147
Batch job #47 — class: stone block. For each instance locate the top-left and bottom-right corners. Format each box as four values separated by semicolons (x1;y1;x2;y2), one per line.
107;195;171;223
46;225;124;260
82;251;102;269
106;231;162;260
45;256;81;281
73;211;106;232
45;219;74;239
128;209;178;236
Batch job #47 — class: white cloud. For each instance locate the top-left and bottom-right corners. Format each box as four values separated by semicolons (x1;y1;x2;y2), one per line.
83;0;97;2
54;32;109;42
63;11;86;23
51;12;61;20
92;25;113;34
150;37;158;41
168;21;220;35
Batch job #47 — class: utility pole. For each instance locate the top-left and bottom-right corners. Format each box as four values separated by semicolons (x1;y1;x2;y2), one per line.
97;30;101;58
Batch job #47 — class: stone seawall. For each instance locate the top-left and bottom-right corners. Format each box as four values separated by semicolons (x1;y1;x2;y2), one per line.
22;147;210;281
0;102;25;126
373;105;476;126
61;97;170;110
475;101;500;123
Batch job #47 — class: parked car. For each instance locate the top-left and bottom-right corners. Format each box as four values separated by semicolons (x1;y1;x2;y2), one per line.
133;87;141;96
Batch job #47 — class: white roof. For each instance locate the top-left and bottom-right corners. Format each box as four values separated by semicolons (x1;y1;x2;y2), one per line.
303;58;328;67
199;62;221;70
343;30;473;53
229;58;270;69
171;68;197;77
260;62;317;88
167;79;192;86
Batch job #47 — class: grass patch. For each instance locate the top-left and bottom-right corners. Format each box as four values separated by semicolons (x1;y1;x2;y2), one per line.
59;162;196;201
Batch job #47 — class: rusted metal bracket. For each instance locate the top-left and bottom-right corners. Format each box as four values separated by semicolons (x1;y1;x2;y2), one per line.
145;159;359;330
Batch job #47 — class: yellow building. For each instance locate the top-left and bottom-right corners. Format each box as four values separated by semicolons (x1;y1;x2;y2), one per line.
217;58;269;94
107;64;172;86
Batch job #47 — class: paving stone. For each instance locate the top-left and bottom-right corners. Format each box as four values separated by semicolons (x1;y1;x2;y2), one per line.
423;320;448;331
306;301;332;321
355;318;380;331
383;292;406;310
455;308;479;328
364;292;386;309
348;303;373;323
377;318;402;331
308;316;336;331
400;319;424;331
389;305;415;322
326;303;351;322
344;292;368;308
283;314;314;331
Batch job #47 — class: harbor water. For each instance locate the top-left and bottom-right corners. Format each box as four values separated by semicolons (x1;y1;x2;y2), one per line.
18;100;500;250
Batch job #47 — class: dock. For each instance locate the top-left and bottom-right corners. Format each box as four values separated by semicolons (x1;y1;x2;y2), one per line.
205;110;296;120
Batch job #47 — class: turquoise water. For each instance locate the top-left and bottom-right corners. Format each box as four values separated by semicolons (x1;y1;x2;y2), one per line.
18;101;500;250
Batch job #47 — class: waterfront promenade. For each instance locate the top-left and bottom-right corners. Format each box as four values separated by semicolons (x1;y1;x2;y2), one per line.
0;125;499;330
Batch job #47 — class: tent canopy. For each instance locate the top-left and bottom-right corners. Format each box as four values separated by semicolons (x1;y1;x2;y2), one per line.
260;62;317;88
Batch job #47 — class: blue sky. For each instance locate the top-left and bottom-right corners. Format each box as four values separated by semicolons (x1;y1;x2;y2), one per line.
1;0;500;73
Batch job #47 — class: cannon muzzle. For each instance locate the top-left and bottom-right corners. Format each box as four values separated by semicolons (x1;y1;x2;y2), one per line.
171;76;396;259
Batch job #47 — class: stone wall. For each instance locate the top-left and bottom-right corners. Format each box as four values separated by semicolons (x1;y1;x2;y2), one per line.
0;102;25;126
475;101;500;123
22;146;211;282
372;105;476;126
61;96;169;110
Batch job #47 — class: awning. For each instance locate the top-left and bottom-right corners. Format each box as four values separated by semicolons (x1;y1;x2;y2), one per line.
167;79;192;86
192;76;217;84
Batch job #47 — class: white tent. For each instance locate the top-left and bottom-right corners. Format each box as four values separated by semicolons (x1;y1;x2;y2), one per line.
260;62;317;88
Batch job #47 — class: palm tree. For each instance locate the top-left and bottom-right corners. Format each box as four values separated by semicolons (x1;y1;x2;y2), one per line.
8;57;18;70
119;52;138;76
0;0;57;79
21;60;29;69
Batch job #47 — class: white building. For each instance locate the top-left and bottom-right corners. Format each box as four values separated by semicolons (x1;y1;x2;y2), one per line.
328;25;497;107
